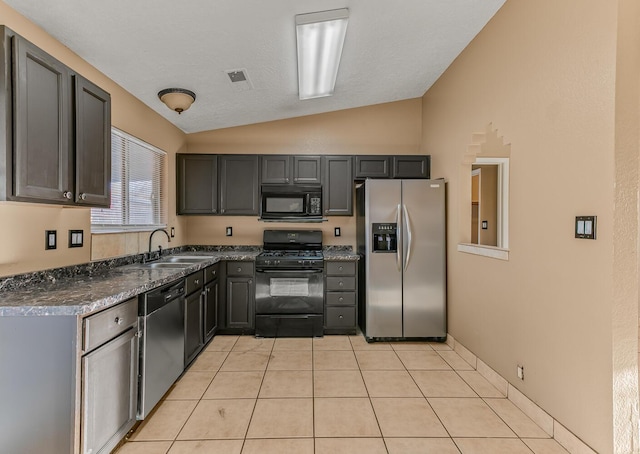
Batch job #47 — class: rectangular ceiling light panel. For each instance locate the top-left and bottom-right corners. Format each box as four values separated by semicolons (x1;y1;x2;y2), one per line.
296;8;349;100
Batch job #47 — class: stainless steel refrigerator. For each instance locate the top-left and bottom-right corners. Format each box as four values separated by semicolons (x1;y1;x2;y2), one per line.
356;179;446;340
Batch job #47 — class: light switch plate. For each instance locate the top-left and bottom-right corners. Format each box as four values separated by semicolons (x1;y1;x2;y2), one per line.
226;227;233;237
335;227;341;237
45;230;57;250
575;216;596;239
69;229;84;248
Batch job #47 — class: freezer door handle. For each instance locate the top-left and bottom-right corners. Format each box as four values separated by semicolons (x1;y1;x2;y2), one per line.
396;204;402;272
403;204;413;271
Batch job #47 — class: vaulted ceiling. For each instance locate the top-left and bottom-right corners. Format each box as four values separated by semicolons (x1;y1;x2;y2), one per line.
4;0;506;133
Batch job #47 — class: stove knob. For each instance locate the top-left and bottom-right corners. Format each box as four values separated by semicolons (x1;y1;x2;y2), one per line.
265;260;271;265
276;260;280;265
298;260;303;264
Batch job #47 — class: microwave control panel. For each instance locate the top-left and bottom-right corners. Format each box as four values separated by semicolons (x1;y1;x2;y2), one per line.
309;196;322;215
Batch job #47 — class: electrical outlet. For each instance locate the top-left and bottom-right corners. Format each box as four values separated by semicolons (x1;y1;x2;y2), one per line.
226;227;233;237
517;365;524;380
334;227;341;237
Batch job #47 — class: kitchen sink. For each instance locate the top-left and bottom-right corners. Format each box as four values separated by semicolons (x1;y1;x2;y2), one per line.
146;262;193;269
165;256;215;263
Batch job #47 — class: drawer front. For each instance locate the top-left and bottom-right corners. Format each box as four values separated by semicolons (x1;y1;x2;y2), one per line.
326;292;356;306
227;261;254;277
204;263;220;284
83;297;137;352
326;306;356;328
326;261;356;276
186;270;204;295
326;276;356;291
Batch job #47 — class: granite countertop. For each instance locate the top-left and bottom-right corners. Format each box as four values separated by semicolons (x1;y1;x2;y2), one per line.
0;251;259;317
322;249;360;260
0;245;358;317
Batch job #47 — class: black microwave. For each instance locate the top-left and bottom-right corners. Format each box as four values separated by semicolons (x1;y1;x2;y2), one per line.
260;185;323;220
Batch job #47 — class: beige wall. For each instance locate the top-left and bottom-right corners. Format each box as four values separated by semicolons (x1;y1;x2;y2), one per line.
185;99;422;247
0;1;187;277
421;1;636;453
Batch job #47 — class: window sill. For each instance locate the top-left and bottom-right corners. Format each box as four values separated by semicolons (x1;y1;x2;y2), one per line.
457;243;509;261
91;226;166;235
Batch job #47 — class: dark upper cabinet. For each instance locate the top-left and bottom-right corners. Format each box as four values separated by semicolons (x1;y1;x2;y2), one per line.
322;156;353;216
260;155;321;185
391;155;431;179
74;75;111;206
293;156;321;184
355;156;390;179
219;155;260;215
12;33;72;202
261;155;290;184
0;27;111;207
176;154;218;214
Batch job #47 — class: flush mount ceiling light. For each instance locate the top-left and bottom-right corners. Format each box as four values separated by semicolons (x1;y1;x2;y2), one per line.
157;88;196;114
296;8;349;100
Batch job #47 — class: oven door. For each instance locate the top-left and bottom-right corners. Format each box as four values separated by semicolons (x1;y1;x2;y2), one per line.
255;269;324;315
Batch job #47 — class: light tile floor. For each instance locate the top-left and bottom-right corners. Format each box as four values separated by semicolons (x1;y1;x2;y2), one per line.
116;335;570;454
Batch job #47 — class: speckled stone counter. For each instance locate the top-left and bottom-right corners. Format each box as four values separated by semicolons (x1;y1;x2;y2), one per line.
0;248;260;317
323;245;360;261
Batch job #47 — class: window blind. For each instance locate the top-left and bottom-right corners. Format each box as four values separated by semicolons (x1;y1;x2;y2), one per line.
91;128;167;231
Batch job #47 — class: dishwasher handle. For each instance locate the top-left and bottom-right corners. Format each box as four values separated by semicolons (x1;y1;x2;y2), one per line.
142;280;185;315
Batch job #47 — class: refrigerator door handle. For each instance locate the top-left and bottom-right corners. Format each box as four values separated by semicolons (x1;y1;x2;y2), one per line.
403;204;412;271
396;204;402;272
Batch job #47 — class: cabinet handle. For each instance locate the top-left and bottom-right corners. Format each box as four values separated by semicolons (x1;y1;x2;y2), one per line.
207;288;210;293
339;315;344;319
237;267;242;273
338;266;344;271
79;193;87;201
339;297;344;302
248;279;253;284
63;191;72;200
114;316;123;325
194;279;200;285
211;270;216;276
339;281;344;287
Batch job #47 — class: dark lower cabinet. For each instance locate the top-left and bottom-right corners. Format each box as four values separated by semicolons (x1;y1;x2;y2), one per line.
324;260;358;334
226;277;254;330
184;271;204;365
225;261;255;332
204;277;220;342
0;26;111;207
184;291;203;365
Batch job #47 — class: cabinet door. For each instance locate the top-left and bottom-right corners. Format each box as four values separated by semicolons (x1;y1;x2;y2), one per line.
322;156;353;216
204;279;219;341
185;291;203;365
219;155;260;215
293;156;321;184
391;156;430;179
226;277;254;329
13;35;72;203
81;328;138;454
177;154;218;214
261;155;290;184
75;74;111;207
355;156;390;178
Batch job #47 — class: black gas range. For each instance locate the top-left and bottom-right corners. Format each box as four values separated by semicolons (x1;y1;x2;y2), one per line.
255;230;324;337
256;230;324;269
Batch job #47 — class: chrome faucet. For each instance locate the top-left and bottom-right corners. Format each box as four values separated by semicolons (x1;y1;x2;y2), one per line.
145;228;171;262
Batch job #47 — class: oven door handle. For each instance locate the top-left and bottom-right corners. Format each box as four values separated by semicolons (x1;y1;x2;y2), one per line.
257;269;324;274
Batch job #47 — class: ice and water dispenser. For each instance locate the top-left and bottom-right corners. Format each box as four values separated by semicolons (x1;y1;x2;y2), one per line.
372;223;397;252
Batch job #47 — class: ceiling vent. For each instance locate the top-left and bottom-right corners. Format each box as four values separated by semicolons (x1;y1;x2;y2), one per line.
225;69;253;91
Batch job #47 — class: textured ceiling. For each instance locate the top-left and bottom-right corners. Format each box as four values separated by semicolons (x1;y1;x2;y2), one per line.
4;0;505;133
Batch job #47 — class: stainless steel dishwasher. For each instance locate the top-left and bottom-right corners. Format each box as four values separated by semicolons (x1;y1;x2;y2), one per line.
138;279;185;419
